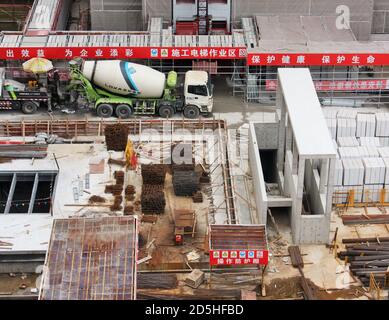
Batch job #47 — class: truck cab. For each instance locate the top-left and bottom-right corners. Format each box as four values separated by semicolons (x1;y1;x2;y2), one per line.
184;71;213;117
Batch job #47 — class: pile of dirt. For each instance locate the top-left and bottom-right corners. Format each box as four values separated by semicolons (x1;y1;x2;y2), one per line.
265;276;302;299
88;195;106;204
307;279;366;300
124;205;134;215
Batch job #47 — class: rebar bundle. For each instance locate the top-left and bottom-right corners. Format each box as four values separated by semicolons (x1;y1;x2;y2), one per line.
114;171;125;185
105;124;129;151
173;171;200;196
141;184;166;214
141;164;167;185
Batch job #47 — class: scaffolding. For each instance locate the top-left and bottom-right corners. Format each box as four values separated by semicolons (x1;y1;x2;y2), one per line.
246;65;389;108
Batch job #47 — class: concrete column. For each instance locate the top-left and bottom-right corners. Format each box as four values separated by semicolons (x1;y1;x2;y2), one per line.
276;79;286;171
291;157;305;243
319;159;329;193
292;136;298;174
325;157;336;215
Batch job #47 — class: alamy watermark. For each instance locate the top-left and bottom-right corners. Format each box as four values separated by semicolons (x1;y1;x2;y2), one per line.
336;5;351;30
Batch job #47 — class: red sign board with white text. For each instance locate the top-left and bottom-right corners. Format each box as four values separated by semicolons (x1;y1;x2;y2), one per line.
0;47;247;60
248;53;389;66
265;79;389;91
209;249;269;266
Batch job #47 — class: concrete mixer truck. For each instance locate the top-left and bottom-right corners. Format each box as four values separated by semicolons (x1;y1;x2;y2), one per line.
68;58;213;119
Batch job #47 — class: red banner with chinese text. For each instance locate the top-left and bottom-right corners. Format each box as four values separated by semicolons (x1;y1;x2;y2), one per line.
265;79;389;91
248;53;389;66
0;47;247;60
209;249;269;266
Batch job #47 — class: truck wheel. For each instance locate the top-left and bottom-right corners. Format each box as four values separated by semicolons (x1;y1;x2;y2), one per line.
96;104;113;118
115;104;133;119
159;105;174;118
183;105;200;119
21;101;38;114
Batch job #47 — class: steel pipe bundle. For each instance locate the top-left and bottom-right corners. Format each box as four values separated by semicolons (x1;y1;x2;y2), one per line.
339;241;389;288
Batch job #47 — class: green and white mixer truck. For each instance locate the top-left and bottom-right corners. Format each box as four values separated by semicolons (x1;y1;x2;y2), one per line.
68;58;214;119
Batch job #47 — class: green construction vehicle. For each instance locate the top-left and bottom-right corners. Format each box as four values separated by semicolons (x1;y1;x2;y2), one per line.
68;58;213;119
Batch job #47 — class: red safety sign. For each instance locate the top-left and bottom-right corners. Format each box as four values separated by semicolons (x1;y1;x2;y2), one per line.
247;53;389;66
209;249;269;266
265;79;389;91
0;47;247;60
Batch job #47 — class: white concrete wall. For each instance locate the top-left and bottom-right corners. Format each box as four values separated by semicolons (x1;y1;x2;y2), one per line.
248;123;268;224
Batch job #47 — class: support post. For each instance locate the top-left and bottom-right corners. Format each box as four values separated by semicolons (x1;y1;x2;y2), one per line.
4;173;17;214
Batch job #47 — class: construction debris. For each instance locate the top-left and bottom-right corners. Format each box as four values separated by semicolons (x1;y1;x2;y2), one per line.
108;158;126;166
192;191;203;203
185;269;205;289
124;205;134;215
199;173;211;184
105;124;128;151
288;246;316;300
88;195;106;204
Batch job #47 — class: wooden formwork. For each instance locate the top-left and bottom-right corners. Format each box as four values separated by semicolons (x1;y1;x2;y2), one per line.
0;119;225;138
39;216;138;300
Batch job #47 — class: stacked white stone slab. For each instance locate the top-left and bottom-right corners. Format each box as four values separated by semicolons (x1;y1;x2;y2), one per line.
375;113;389;137
338;147;362;158
358;146;379;158
356;113;376;137
342;159;364;186
337;118;356;137
359;137;381;147
337;136;359;147
362;157;385;184
323;109;389;204
334;159;343;186
383;158;389;202
378;147;389;158
326;118;337;139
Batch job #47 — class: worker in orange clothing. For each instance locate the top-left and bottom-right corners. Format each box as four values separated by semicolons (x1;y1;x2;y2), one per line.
125;140;138;170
